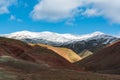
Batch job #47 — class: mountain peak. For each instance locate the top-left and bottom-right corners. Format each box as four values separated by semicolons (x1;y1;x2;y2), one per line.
2;30;115;43
92;31;105;35
12;30;33;33
11;30;57;35
1;30;119;54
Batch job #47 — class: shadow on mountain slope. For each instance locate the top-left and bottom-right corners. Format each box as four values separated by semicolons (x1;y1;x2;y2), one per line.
76;40;120;74
0;37;120;80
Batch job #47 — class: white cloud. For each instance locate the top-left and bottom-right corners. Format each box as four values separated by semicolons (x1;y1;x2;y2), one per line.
83;0;120;23
30;0;120;24
66;18;75;26
82;8;99;17
10;15;16;20
10;15;22;22
0;0;17;14
30;0;82;21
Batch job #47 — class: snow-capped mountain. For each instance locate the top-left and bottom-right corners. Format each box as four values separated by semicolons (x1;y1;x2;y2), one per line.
1;31;119;53
3;30;106;43
4;31;104;42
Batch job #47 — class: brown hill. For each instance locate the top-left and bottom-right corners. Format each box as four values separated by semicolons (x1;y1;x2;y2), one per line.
0;56;49;72
28;45;82;70
76;40;120;74
30;44;81;63
0;37;120;80
0;37;35;62
0;37;82;70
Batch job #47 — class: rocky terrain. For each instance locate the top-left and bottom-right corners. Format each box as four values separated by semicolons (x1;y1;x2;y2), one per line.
0;37;120;80
2;31;119;54
76;40;120;74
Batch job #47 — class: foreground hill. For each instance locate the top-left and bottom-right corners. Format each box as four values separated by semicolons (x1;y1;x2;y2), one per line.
0;37;119;80
2;31;119;54
76;40;120;74
30;44;81;63
0;37;81;70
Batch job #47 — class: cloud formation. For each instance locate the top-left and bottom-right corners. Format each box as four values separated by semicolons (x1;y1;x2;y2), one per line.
30;0;120;23
0;0;17;14
10;15;22;22
83;0;120;23
30;0;82;21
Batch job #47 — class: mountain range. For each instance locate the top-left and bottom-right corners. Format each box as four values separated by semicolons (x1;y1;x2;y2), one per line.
2;31;119;53
0;37;120;80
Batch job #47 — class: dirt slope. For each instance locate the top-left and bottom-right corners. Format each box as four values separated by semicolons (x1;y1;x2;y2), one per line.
76;40;120;74
30;44;81;63
79;49;93;59
0;37;82;70
0;37;119;80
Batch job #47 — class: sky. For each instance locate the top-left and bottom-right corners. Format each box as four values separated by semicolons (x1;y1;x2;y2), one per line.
0;0;120;35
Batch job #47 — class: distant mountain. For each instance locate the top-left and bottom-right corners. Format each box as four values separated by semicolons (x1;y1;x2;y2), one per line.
60;34;119;53
2;30;119;53
76;40;120;74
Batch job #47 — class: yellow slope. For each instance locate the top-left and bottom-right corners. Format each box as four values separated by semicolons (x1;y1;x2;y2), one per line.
79;50;93;59
30;44;81;63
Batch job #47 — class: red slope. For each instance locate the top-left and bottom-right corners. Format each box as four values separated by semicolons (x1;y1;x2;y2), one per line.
28;45;83;70
0;37;83;71
0;37;35;62
76;41;120;74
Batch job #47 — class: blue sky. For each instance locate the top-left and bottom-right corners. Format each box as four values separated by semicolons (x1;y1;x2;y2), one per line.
0;0;120;35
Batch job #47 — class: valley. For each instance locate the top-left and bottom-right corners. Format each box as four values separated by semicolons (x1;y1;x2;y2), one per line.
0;31;120;80
1;0;120;79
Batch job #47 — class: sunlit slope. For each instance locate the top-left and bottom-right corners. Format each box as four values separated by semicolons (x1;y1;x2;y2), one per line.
0;37;119;80
0;37;81;69
79;50;93;59
30;44;81;63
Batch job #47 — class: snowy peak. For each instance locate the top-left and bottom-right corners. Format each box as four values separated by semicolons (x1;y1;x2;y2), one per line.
91;31;105;35
4;30;39;39
2;30;109;43
73;31;105;40
1;30;119;53
3;31;70;42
